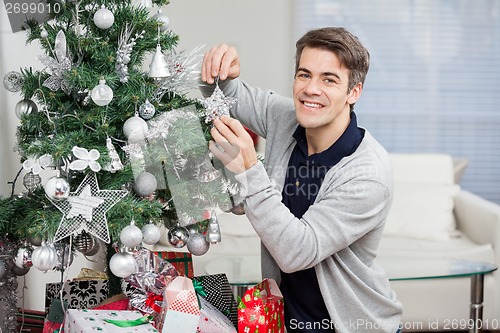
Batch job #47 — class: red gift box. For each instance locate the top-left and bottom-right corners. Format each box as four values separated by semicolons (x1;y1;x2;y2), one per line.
238;279;284;333
154;251;194;278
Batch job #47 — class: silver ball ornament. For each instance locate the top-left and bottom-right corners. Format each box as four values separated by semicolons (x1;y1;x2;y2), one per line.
153;10;170;32
44;176;70;201
31;244;58;272
15;99;38;119
14;245;33;268
120;224;143;248
91;79;113;106
167;226;190;248
141;223;161;245
123;116;148;141
109;252;136;278
3;71;24;92
132;171;157;197
138;100;156;120
93;5;114;29
187;233;210;256
74;231;96;254
23;172;42;191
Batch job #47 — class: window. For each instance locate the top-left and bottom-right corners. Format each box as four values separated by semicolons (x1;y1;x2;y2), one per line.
294;0;500;203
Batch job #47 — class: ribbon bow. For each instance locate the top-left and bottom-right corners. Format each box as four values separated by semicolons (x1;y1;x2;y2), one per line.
145;293;163;313
193;279;207;308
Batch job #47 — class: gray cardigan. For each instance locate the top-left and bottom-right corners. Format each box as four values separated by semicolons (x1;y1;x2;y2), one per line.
201;79;403;333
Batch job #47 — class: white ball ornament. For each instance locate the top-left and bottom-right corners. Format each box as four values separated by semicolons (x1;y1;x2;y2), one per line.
44;176;70;201
132;171;157;197
109;251;136;278
32;244;58;272
123;116;148;140
120;223;143;248
91;79;114;106
15;99;38;119
153;10;170;32
141;223;161;245
187;233;210;256
93;5;114;29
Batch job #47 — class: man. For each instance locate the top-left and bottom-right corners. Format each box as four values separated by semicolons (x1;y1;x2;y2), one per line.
201;27;402;333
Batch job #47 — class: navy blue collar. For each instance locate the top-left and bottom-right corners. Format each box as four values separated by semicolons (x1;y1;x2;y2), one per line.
292;111;364;167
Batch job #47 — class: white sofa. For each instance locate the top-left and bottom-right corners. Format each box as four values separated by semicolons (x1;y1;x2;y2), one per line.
192;153;500;331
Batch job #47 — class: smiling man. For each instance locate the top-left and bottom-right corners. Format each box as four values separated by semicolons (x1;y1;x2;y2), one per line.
201;27;403;333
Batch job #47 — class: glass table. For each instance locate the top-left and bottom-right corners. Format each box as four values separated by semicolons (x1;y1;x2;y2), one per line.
376;257;497;333
205;255;497;333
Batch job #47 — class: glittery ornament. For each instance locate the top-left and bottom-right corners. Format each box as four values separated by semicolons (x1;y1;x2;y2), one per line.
167;225;189;248
23;172;42;191
93;5;114;29
141;223;161;245
132;171;157;197
91;78;113;106
153;9;170;32
44;176;70;201
120;222;143;248
31;243;58;272
14;244;33;268
74;231;95;254
116;24;145;83
109;251;136;278
104;137;124;173
138;99;156;120
186;233;210;256
36;30;72;94
200;81;237;123
15;99;38;119
123;115;148;142
3;71;24;92
206;212;222;244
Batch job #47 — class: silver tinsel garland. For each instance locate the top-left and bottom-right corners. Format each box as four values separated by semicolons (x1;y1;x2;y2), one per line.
0;238;19;333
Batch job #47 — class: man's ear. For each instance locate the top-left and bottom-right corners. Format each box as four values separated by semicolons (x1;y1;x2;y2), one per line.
347;82;363;105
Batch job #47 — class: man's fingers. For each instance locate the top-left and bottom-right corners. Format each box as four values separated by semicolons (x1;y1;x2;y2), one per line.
209;141;240;166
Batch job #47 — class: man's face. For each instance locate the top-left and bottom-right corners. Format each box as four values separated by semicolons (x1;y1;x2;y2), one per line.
293;47;361;136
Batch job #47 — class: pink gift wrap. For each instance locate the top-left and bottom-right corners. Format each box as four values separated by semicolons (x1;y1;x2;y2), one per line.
64;309;158;333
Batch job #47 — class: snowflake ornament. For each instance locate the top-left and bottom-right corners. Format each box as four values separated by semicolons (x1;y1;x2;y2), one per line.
69;146;102;172
200;81;237;123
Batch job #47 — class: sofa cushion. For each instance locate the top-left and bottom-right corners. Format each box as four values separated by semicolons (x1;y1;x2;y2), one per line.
390;153;455;185
383;182;460;241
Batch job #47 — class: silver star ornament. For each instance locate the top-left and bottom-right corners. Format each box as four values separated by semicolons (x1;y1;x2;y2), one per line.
200;84;237;123
50;173;127;243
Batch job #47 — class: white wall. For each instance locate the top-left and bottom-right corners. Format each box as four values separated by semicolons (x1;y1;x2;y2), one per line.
1;0;292;311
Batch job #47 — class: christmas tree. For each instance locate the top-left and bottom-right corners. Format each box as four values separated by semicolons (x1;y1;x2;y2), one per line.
0;0;235;323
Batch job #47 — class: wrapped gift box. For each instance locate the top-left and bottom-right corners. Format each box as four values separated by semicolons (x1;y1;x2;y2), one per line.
45;280;109;314
153;251;193;278
64;309;158;333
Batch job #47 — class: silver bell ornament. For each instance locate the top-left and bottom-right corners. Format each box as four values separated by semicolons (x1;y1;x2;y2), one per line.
148;44;170;79
138;99;156;120
187;233;210;256
132;171;157;197
14;243;33;268
206;212;222;244
44;176;70;201
91;78;113;106
153;10;170;32
93;5;114;29
123;115;148;143
120;222;143;248
109;251;136;278
167;225;190;248
31;243;58;272
142;223;161;245
3;71;24;92
15;99;38;119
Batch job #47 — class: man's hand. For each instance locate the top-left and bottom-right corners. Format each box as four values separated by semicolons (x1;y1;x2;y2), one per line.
201;44;240;84
209;116;257;174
